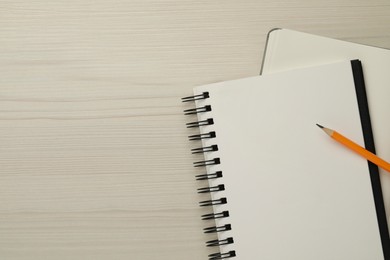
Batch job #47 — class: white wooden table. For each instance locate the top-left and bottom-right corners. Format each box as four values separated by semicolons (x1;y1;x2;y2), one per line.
1;1;390;259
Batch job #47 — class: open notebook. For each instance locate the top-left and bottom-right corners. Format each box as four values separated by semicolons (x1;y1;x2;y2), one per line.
261;29;390;228
182;60;389;259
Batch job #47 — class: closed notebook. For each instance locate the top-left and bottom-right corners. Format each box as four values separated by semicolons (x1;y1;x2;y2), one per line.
182;60;389;259
261;29;390;228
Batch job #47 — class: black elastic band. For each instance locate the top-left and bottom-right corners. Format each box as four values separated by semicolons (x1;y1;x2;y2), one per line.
351;59;390;259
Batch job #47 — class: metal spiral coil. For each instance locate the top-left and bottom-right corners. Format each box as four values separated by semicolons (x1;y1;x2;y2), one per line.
192;145;219;154
208;251;236;260
201;211;229;220
188;131;216;141
186;118;214;128
182;92;210;102
193;158;220;167
206;237;234;247
203;224;231;234
182;92;236;260
195;171;223;181
199;197;227;207
197;184;225;194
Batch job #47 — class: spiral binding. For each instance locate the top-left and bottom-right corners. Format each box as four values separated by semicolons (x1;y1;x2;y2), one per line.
203;224;231;233
182;92;236;259
188;131;216;141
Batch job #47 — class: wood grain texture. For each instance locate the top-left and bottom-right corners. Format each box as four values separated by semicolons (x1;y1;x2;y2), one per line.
0;0;390;259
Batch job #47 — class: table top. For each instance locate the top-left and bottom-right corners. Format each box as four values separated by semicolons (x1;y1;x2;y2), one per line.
1;1;390;259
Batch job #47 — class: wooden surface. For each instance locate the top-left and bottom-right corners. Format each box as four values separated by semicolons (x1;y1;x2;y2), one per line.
1;1;390;259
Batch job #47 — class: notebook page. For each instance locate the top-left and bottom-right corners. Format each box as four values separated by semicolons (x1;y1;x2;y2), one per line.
194;61;383;259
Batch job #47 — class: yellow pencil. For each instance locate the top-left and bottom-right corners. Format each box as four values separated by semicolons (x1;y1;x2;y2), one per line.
316;124;390;173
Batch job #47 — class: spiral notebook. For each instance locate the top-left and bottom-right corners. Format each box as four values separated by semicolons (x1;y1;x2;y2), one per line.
182;60;389;259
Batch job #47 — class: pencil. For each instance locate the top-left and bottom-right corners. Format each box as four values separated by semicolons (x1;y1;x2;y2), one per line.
316;124;390;173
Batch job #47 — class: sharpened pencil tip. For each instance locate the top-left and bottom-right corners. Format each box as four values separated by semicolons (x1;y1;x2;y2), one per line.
316;123;324;129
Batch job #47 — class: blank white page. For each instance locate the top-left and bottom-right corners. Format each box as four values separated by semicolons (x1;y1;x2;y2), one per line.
193;61;383;259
